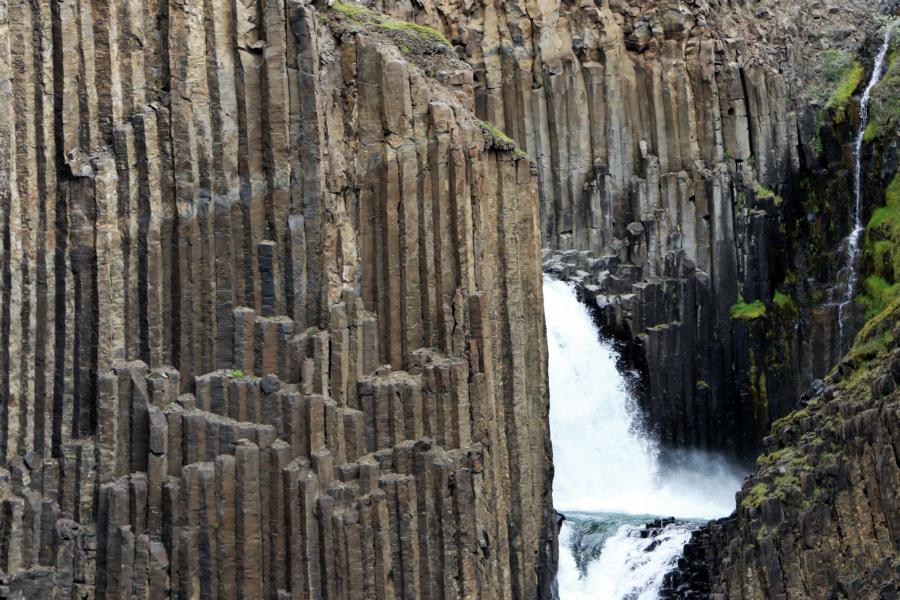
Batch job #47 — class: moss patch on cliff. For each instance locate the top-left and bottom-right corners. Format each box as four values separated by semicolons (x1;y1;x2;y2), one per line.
731;300;766;320
826;62;864;123
377;19;451;47
860;174;900;317
773;291;798;318
809;48;864;124
329;1;452;53
741;483;769;510
753;181;783;206
478;120;529;160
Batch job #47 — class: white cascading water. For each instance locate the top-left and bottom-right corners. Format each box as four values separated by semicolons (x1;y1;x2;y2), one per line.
837;29;893;340
545;276;743;599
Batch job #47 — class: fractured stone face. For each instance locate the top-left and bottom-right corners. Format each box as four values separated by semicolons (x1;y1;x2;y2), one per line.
0;1;553;597
665;330;900;598
366;0;886;460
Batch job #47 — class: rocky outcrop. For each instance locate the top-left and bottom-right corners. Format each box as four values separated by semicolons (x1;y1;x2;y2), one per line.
664;299;900;598
363;0;896;458
0;1;554;597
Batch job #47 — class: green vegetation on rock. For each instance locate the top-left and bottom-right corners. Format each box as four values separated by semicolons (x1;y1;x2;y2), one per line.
753;180;783;206
863;20;900;141
731;299;766;320
329;1;452;49
808;48;864;125
826;61;864;123
860;174;900;317
741;483;769;510
773;291;797;318
478;120;529;160
230;369;244;378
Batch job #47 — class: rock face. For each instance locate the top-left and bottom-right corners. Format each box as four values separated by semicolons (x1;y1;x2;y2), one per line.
363;0;893;459
663;302;900;598
0;1;554;598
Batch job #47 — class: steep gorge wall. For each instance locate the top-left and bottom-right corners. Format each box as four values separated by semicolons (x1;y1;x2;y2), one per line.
664;301;900;598
369;0;894;458
0;1;555;597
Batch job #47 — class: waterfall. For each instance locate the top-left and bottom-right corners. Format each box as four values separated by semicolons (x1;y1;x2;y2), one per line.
545;276;743;599
838;29;893;339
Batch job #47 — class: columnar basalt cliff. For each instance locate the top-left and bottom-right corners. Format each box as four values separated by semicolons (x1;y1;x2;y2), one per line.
0;1;555;597
361;0;895;458
664;299;900;598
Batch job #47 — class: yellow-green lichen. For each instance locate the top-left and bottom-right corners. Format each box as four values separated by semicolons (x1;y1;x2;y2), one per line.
731;299;767;320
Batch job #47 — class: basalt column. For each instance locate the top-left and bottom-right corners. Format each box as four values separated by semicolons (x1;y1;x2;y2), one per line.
0;1;554;598
362;0;889;459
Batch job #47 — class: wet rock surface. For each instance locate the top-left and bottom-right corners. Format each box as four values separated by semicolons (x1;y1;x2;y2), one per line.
664;303;900;598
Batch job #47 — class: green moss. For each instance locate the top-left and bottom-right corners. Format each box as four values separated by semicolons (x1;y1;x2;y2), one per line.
753;181;783;206
860;174;900;317
731;299;767;320
478;120;529;160
863;120;879;143
826;62;864;123
808;48;863;123
329;1;451;49
773;291;798;317
771;407;810;432
813;133;824;156
331;0;370;18
230;369;244;378
845;297;900;372
377;18;451;46
741;483;769;510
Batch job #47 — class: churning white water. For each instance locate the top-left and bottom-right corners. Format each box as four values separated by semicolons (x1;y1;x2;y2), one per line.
838;29;893;337
545;277;743;599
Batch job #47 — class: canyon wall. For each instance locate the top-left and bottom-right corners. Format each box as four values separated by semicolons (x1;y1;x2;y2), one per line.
0;1;555;597
363;0;893;458
664;300;900;598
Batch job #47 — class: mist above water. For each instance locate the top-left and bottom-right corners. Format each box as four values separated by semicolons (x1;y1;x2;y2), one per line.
545;276;743;520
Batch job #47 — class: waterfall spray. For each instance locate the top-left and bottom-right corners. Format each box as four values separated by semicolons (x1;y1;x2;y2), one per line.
545;277;743;599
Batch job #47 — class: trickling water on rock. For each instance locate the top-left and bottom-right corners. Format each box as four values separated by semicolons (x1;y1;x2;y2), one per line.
545;277;743;599
837;28;893;343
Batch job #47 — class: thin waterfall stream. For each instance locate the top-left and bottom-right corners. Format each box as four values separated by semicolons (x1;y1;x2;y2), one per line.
837;28;893;345
545;277;744;599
